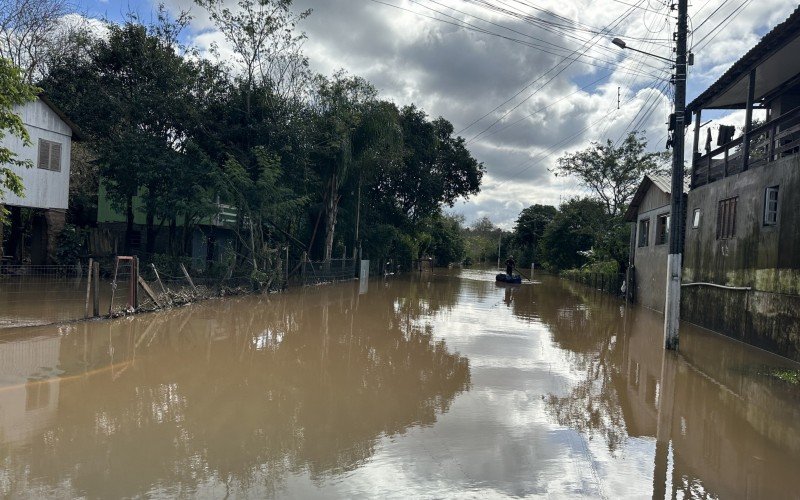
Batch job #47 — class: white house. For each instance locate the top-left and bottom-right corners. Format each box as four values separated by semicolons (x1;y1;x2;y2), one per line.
1;95;80;264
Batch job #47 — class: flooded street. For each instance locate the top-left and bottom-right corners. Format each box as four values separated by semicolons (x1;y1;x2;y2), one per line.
1;269;798;498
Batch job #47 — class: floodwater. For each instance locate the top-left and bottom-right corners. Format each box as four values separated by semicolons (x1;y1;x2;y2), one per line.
1;270;798;499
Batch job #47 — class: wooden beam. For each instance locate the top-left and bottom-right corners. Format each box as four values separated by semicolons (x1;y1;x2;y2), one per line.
138;276;162;308
741;69;757;171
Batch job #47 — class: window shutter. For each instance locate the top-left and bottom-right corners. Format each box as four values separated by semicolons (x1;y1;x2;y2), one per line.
38;139;50;169
49;142;62;171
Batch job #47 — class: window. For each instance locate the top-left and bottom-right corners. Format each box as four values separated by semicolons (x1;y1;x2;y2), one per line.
764;186;779;226
656;213;670;245
692;209;700;228
716;197;737;240
638;218;650;247
37;139;62;172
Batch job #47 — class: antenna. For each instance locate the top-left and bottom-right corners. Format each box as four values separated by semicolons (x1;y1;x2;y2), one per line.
617;87;621;110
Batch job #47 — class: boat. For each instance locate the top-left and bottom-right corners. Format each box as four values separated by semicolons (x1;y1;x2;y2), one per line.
495;273;522;284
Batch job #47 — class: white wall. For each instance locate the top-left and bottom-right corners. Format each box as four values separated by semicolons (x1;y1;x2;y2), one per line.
0;98;72;210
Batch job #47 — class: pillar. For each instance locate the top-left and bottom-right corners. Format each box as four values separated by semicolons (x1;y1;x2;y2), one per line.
44;209;67;264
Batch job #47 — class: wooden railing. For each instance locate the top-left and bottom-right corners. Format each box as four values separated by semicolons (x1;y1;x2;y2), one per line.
691;105;800;188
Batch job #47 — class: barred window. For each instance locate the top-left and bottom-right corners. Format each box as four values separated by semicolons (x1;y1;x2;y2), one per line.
37;139;62;172
764;186;778;226
656;213;670;245
716;197;737;240
638;218;650;247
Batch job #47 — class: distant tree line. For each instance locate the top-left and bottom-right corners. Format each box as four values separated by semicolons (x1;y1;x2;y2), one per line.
0;0;484;274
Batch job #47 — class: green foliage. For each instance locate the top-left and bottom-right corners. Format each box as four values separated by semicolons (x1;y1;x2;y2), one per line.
55;224;85;265
0;57;39;223
34;7;484;272
511;204;557;266
554;131;669;217
538;198;608;271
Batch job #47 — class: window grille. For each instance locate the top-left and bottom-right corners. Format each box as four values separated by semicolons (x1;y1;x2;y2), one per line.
638;218;650;247
656;213;670;245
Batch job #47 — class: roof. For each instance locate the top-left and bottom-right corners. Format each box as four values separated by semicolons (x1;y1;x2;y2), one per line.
623;174;689;222
688;6;800;111
37;93;84;141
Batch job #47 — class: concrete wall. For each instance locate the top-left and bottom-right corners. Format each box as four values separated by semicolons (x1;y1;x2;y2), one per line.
0;99;72;210
632;184;671;312
682;154;800;361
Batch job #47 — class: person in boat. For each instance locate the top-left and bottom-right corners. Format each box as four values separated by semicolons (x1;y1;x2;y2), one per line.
505;256;516;276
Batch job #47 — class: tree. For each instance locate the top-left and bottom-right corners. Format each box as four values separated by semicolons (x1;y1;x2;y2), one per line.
512;204;557;266
194;0;311;116
0;0;71;82
539;198;607;271
554;131;668;217
0;57;38;224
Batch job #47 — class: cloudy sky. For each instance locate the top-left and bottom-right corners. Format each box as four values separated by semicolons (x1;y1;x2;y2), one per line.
76;0;798;228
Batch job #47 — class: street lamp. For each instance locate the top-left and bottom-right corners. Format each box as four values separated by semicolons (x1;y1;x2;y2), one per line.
612;38;674;64
612;13;689;352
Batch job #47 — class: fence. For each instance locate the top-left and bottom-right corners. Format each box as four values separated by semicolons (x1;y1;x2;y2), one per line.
0;254;365;328
0;264;89;327
298;257;357;286
561;270;626;296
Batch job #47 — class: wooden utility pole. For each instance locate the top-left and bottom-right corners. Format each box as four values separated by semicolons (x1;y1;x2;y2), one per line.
663;0;689;350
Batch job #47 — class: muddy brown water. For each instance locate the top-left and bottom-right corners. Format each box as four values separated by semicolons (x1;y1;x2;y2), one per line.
0;269;798;498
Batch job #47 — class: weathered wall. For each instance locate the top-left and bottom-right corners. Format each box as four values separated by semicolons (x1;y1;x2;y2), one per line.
682;154;800;361
0;99;72;210
632;185;671;312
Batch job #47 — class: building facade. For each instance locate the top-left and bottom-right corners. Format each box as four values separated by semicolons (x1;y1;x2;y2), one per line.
624;175;680;313
1;95;79;264
683;7;800;361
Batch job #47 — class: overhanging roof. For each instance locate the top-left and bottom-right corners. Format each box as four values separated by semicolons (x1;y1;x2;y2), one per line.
38;93;84;141
688;6;800;112
623;174;688;222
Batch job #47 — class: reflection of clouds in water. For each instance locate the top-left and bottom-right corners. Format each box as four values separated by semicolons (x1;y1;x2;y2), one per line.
252;329;284;351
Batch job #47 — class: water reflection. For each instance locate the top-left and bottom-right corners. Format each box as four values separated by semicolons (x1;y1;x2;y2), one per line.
0;271;798;498
526;280;800;499
0;280;469;498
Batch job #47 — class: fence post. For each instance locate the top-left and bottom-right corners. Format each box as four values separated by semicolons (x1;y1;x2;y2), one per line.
180;262;197;292
85;258;93;319
301;251;307;286
92;261;100;317
151;263;167;294
133;256;140;309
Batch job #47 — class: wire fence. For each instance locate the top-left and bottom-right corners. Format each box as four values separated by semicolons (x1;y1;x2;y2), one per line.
561;271;626;297
0;255;368;328
299;258;358;286
0;264;91;327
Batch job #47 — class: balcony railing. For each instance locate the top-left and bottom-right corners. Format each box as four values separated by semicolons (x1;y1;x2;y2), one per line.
691;105;800;188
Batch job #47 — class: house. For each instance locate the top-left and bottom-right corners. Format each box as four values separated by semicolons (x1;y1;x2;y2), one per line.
683;7;800;361
623;174;687;312
0;94;80;265
95;181;238;267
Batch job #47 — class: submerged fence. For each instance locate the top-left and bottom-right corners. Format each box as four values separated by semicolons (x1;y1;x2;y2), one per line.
298;257;357;286
561;270;626;297
0;254;365;328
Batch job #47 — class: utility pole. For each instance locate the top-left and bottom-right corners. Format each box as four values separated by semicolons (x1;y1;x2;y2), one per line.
663;0;689;350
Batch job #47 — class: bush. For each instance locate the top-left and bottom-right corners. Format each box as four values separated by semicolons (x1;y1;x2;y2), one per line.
55;224;86;265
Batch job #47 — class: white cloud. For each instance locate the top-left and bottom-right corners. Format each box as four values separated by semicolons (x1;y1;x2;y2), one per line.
133;0;800;226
